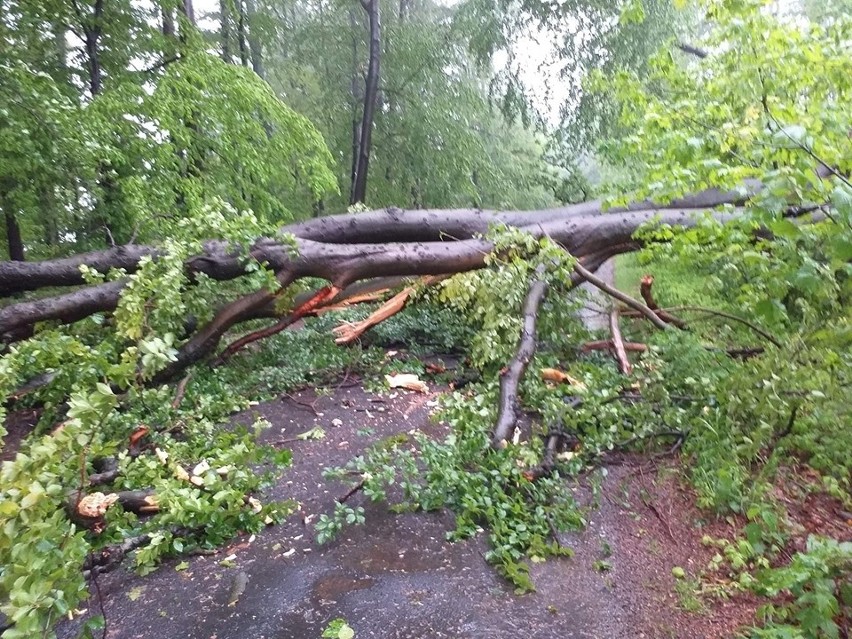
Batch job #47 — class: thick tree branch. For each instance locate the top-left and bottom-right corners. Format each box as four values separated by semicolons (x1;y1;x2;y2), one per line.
677;42;709;58
0;185;794;380
491;264;549;448
0;191;756;296
580;339;647;353
214;284;342;364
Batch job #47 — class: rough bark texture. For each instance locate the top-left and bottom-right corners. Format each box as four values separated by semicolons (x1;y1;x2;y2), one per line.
0;186;771;382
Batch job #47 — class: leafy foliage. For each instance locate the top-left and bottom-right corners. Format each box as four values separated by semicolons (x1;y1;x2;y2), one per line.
750;537;852;639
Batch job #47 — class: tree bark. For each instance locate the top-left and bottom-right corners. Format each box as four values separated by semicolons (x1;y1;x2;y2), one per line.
244;0;266;79
351;0;381;205
639;275;688;329
609;310;632;375
0;185;789;379
238;0;249;66
182;0;196;25
163;5;176;37
221;0;232;61
491;264;548;448
3;206;25;262
82;0;105;96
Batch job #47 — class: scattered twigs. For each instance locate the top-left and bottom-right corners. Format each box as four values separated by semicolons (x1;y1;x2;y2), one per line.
725;346;765;359
638;465;675;542
609;310;632;375
171;373;192;409
491;264;549;448
83;534;152;578
617;429;687;450
639;275;688;329
643;493;676;542
337;478;367;503
572;262;669;331
280;393;320;416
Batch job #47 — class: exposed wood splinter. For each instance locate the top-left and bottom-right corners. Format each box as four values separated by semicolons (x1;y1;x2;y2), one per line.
609;310;632;375
332;275;445;345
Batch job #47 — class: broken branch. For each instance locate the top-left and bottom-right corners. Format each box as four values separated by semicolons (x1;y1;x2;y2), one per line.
639;275;688;329
491;264;549;448
609;310;632;375
579;340;648;353
572;261;669;330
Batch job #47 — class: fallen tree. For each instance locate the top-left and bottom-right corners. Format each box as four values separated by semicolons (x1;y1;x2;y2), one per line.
0;182;843;639
0;186;761;370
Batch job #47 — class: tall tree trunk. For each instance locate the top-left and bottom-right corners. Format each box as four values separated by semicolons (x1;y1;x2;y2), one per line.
82;0;105;97
350;0;381;205
79;0;115;245
348;9;361;203
52;20;68;84
244;0;265;79
3;203;25;262
163;5;175;37
238;0;249;66
182;0;196;25
221;0;231;60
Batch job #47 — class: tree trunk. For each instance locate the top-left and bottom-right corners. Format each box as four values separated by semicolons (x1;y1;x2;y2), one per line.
3;207;25;262
0;186;766;362
221;0;231;61
350;0;381;205
83;1;104;96
163;5;176;37
238;0;249;66
182;0;196;25
348;9;361;203
244;0;266;79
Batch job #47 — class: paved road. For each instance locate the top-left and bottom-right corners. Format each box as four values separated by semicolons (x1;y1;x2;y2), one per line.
58;385;644;639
